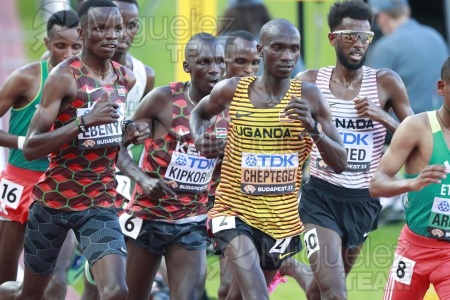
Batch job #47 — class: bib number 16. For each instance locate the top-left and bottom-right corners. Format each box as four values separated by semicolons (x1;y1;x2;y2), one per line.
0;178;24;210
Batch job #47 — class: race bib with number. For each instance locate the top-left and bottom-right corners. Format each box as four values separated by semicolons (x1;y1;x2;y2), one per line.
304;228;320;259
119;213;143;239
390;253;415;285
240;152;298;195
211;216;236;234
269;237;292;254
164;151;217;194
77;103;125;149
0;178;24;210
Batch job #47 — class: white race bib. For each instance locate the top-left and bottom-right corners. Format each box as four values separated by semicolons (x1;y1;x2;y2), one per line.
390;253;415;285
77;103;125;149
0;178;24;209
119;213;143;239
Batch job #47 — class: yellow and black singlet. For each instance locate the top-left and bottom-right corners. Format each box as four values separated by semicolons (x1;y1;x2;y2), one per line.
208;76;313;239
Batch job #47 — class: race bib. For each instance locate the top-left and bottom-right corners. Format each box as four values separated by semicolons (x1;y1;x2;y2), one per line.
77;103;125;149
390;253;415;285
165;151;217;194
269;237;292;254
211;216;236;234
0;178;24;210
119;213;143;239
240;152;298;195
304;228;320;258
427;196;450;240
316;130;374;172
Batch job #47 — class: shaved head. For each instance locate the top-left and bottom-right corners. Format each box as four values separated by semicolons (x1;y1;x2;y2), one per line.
259;19;299;45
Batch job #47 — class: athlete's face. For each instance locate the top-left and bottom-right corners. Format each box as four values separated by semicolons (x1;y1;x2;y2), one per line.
45;25;82;65
329;17;371;71
225;38;260;78
258;24;300;79
184;41;225;96
113;1;139;55
79;7;123;59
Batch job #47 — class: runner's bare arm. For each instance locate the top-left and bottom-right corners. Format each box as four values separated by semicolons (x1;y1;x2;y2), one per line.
0;64;40;148
190;78;236;142
372;68;414;133
24;65;120;160
285;82;347;173
369;115;445;197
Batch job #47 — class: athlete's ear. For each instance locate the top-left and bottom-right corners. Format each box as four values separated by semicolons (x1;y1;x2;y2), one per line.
44;37;50;50
78;26;84;40
183;61;190;73
257;44;263;57
328;32;337;46
437;79;446;96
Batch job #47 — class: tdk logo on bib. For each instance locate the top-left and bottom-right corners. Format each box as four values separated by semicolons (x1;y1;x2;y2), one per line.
340;132;370;145
175;155;216;169
244;154;297;167
241;152;299;195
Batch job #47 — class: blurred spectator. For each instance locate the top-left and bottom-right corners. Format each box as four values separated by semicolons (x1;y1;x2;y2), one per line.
218;0;304;76
366;0;449;114
218;0;270;38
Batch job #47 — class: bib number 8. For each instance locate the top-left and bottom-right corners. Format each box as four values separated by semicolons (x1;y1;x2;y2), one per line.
0;179;24;210
391;253;415;285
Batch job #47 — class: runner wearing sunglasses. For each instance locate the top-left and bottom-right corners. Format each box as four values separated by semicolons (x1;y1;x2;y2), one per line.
295;0;413;299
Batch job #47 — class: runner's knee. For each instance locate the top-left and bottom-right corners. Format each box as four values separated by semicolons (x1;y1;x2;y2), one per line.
99;282;128;300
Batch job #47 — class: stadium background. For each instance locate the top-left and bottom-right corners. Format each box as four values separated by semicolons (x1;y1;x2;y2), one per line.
1;0;448;298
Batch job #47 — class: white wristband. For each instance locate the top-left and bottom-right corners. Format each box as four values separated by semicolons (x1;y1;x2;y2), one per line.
17;136;25;150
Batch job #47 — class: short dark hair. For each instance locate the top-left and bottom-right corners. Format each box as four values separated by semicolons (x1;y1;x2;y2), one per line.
78;0;117;20
47;10;79;37
441;57;450;83
185;32;219;59
225;30;256;50
327;0;373;31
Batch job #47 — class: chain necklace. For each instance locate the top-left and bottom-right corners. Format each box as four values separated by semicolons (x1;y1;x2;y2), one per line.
47;60;54;70
437;110;450;131
81;59;112;82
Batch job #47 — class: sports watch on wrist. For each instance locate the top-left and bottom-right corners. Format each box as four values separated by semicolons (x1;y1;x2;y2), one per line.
310;120;323;135
122;120;133;133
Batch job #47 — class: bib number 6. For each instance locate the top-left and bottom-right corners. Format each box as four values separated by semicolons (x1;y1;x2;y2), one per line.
0;179;24;209
119;213;143;239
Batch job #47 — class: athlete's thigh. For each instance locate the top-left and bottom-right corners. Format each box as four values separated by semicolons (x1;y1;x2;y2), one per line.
342;245;362;275
218;255;232;300
429;250;450;300
0;221;25;282
303;223;346;290
224;234;268;300
165;244;206;300
384;246;430;300
126;237;162;300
